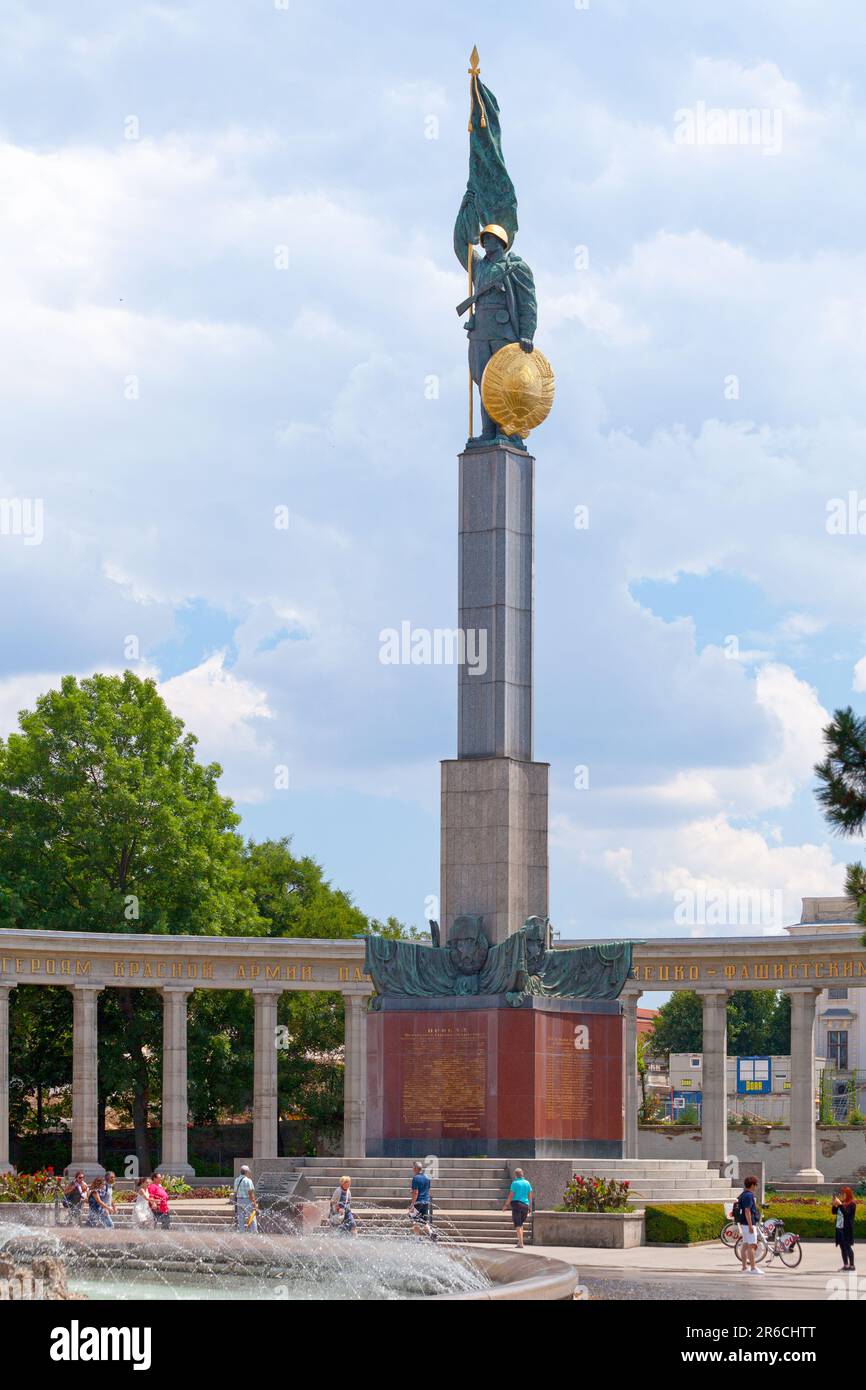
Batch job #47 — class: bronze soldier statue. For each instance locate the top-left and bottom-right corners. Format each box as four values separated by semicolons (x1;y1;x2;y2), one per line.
454;213;537;447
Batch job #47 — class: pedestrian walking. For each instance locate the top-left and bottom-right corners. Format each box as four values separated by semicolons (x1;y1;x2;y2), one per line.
408;1161;436;1239
86;1175;111;1228
147;1172;171;1230
133;1176;155;1229
62;1171;88;1225
234;1165;259;1233
503;1168;533;1248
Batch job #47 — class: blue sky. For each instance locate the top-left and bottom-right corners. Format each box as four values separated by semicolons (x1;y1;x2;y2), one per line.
3;1;866;946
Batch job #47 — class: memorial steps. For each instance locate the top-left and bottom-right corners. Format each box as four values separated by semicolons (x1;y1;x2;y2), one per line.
281;1156;737;1207
94;1158;735;1245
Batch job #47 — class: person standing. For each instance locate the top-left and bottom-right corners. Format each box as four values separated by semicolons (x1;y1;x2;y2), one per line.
148;1172;171;1230
736;1175;763;1275
408;1161;436;1239
832;1186;857;1271
330;1175;357;1235
234;1165;259;1233
503;1168;533;1248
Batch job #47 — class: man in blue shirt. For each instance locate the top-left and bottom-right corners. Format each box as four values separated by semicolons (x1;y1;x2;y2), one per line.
409;1161;436;1239
736;1175;763;1275
503;1168;534;1248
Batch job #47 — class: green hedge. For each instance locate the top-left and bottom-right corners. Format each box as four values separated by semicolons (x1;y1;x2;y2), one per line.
763;1199;866;1242
644;1198;866;1244
645;1203;727;1243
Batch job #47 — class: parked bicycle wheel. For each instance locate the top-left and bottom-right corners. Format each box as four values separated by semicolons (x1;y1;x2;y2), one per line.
735;1235;768;1264
777;1239;803;1268
720;1221;739;1247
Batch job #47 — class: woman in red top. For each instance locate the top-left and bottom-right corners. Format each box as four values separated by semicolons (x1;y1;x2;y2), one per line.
147;1173;171;1231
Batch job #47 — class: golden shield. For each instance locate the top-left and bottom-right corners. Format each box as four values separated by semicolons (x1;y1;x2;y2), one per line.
481;343;555;438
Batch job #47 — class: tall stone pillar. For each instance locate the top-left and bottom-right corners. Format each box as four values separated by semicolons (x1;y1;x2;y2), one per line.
253;989;281;1161
700;990;729;1164
622;989;642;1159
786;988;824;1184
440;442;549;944
0;985;13;1175
159;987;194;1177
66;985;105;1180
343;993;367;1157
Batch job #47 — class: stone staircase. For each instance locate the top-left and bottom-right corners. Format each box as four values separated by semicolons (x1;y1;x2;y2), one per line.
94;1158;734;1245
562;1159;736;1204
272;1155;735;1244
272;1158;519;1244
85;1202;234;1232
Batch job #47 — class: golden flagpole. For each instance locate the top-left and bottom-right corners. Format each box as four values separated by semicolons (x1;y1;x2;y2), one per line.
467;46;481;438
468;244;474;437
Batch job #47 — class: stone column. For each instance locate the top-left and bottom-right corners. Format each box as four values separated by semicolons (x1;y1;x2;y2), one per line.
622;989;642;1159
159;987;194;1177
343;993;367;1157
440;442;549;944
787;988;824;1183
0;985;14;1174
66;985;105;1180
253;989;281;1161
700;990;729;1164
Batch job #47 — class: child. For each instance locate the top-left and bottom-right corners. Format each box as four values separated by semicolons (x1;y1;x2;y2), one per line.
133;1176;154;1228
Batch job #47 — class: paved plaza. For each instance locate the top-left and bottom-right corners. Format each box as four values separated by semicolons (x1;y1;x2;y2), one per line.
488;1240;860;1301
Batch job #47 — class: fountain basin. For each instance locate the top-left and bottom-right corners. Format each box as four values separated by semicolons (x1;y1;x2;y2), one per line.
1;1228;578;1301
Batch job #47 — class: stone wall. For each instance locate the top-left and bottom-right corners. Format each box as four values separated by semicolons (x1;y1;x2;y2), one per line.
0;1256;76;1300
639;1125;866;1182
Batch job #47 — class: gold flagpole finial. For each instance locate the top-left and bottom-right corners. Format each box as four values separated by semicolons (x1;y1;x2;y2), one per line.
467;45;486;131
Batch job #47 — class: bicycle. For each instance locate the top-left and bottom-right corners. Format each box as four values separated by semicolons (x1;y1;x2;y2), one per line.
734;1216;803;1268
720;1216;739;1247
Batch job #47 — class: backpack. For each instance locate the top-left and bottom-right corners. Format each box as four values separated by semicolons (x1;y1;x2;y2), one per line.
731;1197;741;1222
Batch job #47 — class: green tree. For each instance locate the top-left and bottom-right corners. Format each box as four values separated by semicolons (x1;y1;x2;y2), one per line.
814;706;866;946
645;991;703;1055
647;989;791;1059
0;676;412;1169
235;838;409;1146
0;672;260;1168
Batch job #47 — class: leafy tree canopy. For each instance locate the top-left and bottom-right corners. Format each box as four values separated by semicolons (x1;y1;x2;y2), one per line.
0;672;409;1166
647;990;791;1057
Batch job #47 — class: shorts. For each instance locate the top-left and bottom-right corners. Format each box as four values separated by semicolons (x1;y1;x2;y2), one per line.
511;1201;530;1228
739;1224;757;1245
411;1202;430;1221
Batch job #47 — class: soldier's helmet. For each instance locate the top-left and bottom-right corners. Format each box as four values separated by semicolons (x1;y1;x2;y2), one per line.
480;224;509;248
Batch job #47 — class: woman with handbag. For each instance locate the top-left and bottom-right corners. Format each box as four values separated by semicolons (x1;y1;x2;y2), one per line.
832;1186;857;1271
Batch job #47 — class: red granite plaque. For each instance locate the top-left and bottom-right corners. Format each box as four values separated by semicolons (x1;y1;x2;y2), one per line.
366;1000;623;1156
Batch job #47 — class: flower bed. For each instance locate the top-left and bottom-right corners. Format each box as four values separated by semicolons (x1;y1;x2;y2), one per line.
0;1169;63;1204
561;1174;632;1213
